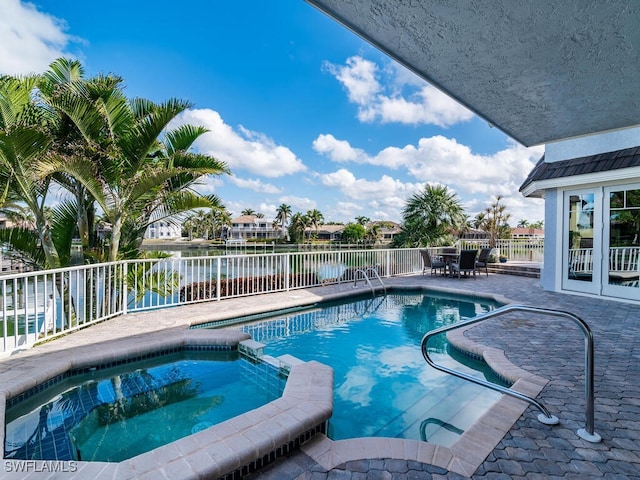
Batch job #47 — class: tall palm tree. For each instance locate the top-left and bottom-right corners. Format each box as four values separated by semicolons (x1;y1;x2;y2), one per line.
0;74;60;268
275;203;292;241
41;80;230;261
393;184;466;247
306;209;324;240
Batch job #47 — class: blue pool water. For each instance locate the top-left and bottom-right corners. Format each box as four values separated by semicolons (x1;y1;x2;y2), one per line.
237;291;505;445
4;351;285;462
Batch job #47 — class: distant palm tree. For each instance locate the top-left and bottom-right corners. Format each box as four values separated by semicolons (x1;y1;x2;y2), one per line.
275;204;292;241
517;219;530;228
366;223;381;245
288;212;308;244
393;184;466;247
241;208;256;216
306;209;324;240
355;215;370;226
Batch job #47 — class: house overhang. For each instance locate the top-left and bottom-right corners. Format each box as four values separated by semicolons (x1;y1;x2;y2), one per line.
521;166;640;198
306;0;640;147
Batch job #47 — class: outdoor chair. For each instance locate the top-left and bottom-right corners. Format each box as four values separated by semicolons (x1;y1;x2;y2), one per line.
475;247;492;277
451;249;479;279
420;249;446;276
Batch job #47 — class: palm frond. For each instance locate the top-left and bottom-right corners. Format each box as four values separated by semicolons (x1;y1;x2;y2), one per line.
164;124;209;155
49;199;80;266
0;227;46;268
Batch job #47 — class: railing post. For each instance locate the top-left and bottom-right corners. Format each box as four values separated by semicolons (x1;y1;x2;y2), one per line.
122;262;128;315
216;257;221;301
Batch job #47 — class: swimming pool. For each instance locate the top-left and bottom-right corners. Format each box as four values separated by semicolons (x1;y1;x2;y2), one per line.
235;291;505;446
4;350;286;462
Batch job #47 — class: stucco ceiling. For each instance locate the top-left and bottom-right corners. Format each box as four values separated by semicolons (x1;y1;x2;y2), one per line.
306;0;640;147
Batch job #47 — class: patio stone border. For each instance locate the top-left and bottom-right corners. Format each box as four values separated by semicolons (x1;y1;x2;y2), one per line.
0;329;333;480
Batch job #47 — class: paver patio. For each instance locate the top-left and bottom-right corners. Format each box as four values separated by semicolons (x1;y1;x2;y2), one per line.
1;271;638;479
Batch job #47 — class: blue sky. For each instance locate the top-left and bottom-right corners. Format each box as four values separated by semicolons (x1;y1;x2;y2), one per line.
1;0;545;225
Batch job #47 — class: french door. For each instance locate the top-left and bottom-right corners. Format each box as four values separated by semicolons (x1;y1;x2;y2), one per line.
602;184;640;299
563;189;601;294
563;185;640;301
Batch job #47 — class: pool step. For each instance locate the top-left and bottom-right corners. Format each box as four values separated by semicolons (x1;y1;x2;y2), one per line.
487;262;541;278
371;378;500;446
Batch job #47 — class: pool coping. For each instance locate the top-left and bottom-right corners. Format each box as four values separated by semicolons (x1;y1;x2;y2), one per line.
0;281;548;478
1;328;334;480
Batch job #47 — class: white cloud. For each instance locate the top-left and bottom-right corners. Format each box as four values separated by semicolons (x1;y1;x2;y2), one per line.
174;109;307;178
279;195;317;211
314;134;545;223
228;177;282;194
0;0;76;75
192;176;224;196
319;168;421;218
323;56;380;104
325;56;474;127
312;134;368;163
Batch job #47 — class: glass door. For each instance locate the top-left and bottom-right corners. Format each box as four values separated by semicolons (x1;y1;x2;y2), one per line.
602;184;640;299
563;189;601;294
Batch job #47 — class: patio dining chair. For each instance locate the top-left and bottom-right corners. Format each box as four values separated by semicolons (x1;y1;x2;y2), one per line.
475;247;492;277
420;249;446;276
451;249;479;279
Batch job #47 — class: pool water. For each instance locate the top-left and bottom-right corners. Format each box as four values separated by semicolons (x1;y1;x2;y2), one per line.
238;291;505;446
4;351;285;462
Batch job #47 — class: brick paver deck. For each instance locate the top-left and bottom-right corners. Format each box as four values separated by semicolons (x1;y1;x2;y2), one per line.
1;272;638;479
247;274;640;479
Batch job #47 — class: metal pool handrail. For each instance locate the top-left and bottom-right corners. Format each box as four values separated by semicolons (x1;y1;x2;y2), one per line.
421;304;601;443
353;267;386;295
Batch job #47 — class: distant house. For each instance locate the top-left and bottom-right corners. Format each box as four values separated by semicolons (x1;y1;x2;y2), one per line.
144;220;181;240
0;214;13;229
368;221;402;244
511;227;544;240
229;215;282;240
311;224;344;241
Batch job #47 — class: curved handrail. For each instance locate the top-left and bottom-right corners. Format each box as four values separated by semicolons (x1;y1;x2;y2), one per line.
421;304;601;443
353;267;386;295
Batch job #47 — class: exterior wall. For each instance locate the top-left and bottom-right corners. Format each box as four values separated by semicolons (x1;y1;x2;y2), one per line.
145;221;182;240
546;126;640;163
540;189;560;291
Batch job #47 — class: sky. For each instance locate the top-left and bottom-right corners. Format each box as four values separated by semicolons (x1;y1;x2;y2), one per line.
0;0;545;226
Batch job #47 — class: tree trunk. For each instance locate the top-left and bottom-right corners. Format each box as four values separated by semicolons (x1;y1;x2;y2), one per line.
109;216;122;262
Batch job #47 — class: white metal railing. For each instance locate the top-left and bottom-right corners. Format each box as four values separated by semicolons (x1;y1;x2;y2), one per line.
0;248;421;355
568;246;640;275
457;239;544;262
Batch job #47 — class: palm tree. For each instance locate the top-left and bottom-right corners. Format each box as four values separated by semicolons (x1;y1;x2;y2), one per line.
355;215;370;226
288;212;308;244
393;184;466;247
275;203;292;241
517;219;530;228
481;195;511;248
241;208;256;216
40;72;230;261
366;223;381;245
0;74;60;268
306;209;324;240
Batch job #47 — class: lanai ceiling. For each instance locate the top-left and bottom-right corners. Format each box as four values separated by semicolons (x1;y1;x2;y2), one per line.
306;0;640;147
